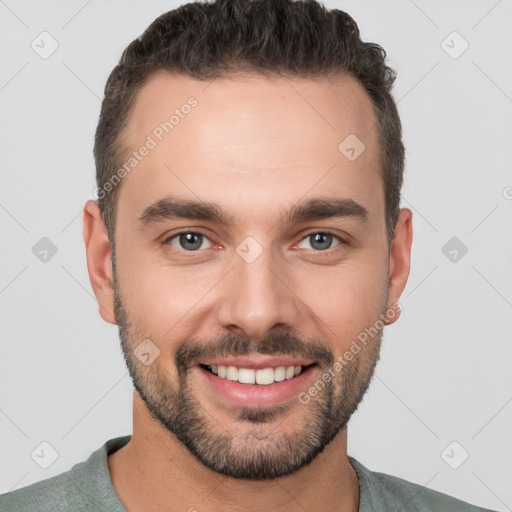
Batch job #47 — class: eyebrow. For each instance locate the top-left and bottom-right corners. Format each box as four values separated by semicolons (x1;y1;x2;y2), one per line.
137;195;369;228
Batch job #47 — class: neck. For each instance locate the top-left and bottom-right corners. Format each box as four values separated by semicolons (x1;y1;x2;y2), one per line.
108;394;360;512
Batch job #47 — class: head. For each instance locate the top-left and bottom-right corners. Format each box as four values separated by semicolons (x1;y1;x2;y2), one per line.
84;0;412;480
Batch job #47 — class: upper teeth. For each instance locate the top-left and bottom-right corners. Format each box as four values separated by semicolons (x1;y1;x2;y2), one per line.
209;365;302;385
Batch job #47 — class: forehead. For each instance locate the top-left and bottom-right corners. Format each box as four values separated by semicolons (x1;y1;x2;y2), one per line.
117;71;383;229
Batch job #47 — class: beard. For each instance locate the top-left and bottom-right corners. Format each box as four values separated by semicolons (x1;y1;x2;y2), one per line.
113;272;385;481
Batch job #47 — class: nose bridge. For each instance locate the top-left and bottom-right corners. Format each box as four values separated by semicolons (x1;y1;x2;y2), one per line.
216;240;300;340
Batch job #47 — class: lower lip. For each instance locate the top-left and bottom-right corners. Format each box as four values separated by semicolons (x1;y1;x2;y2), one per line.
194;364;318;408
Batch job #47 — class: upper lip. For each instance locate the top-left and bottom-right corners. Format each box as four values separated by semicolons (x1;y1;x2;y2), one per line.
198;355;315;370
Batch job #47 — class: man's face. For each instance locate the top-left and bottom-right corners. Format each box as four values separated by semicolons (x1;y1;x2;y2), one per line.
104;72;404;479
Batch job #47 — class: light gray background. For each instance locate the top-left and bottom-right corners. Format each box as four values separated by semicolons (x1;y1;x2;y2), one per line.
1;0;511;510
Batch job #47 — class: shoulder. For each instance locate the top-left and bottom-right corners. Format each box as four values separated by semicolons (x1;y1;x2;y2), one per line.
349;456;497;512
0;459;92;512
0;436;130;512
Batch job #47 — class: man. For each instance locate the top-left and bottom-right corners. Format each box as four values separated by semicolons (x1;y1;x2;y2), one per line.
0;0;497;510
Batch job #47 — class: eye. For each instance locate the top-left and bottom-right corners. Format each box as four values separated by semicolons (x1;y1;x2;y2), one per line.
166;231;213;251
297;232;343;251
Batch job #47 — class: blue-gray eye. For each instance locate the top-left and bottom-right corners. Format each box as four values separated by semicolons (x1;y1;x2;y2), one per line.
297;232;341;251
169;232;212;251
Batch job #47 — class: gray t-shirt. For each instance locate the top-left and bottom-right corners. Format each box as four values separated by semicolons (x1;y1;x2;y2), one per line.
0;435;497;511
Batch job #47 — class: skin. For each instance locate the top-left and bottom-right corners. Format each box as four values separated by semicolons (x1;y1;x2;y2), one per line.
83;71;412;512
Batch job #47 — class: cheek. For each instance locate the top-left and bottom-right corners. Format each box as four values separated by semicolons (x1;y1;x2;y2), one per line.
118;261;219;340
304;261;387;346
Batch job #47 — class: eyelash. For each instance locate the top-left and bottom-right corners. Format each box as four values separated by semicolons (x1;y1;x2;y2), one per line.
162;229;348;255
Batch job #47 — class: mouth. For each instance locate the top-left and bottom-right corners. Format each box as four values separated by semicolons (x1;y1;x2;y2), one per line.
194;357;319;408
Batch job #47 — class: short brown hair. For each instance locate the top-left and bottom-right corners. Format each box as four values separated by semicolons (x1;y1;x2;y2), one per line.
94;0;404;245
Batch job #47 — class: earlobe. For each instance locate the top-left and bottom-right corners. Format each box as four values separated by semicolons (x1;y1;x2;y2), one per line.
385;208;413;326
83;200;117;325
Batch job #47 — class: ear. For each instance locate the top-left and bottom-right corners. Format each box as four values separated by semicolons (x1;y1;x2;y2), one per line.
83;200;117;325
385;208;413;325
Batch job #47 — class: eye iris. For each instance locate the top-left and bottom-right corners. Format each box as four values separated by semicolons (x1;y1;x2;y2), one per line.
179;232;202;251
310;233;332;250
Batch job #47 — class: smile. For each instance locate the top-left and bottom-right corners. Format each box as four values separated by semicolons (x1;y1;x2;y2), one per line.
195;358;320;408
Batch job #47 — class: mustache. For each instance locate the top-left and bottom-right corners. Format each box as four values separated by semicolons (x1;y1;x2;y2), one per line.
175;330;334;373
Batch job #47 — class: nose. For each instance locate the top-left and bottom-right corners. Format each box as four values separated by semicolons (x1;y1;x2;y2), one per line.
215;245;302;342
